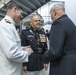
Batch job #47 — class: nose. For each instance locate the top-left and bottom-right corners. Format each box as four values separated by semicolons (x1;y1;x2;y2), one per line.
37;20;40;23
37;21;40;25
20;12;24;20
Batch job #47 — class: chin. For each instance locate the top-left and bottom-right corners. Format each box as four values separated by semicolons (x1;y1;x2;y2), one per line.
16;21;20;25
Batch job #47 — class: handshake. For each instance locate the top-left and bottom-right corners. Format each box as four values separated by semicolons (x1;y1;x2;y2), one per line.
22;46;33;55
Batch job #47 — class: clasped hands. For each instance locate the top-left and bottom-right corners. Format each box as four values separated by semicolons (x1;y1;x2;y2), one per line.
22;45;33;55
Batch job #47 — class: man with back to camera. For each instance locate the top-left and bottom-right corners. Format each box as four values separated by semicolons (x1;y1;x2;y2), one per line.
0;2;33;75
20;14;48;75
43;2;76;75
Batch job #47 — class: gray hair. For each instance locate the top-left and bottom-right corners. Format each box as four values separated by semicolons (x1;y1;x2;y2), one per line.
51;2;65;12
30;14;40;21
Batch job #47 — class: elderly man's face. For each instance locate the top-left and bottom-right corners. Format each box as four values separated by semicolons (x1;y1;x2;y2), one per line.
30;16;41;29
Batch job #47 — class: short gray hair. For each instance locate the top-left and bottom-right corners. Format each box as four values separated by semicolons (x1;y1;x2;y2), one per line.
30;14;40;21
51;2;65;11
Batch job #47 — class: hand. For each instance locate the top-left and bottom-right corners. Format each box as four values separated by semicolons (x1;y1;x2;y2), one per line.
44;64;48;71
23;46;33;56
22;66;27;73
22;46;31;50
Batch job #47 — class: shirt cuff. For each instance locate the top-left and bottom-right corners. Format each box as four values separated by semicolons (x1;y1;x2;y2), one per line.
24;51;29;62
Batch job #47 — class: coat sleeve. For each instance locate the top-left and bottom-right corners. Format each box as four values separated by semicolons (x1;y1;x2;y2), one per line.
0;24;28;63
43;21;65;63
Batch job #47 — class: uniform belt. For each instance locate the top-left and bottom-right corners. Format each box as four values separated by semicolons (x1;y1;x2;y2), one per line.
34;48;43;54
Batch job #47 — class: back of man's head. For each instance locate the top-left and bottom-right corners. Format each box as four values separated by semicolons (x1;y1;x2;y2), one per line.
50;2;65;21
51;2;65;12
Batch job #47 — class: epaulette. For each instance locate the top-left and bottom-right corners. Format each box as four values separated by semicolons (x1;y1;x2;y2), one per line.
5;19;11;24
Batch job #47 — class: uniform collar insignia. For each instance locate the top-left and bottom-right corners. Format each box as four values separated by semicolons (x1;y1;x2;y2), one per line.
5;19;11;24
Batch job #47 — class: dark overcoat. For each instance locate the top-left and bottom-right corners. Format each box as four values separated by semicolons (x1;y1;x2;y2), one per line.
44;15;76;75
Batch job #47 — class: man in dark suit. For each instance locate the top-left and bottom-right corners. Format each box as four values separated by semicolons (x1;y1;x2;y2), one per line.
44;2;76;75
20;15;48;75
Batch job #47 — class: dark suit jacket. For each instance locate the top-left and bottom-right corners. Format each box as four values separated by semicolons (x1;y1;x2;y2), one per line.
20;27;47;71
44;15;76;75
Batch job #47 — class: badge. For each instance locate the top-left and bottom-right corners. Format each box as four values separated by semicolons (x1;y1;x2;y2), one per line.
39;34;46;42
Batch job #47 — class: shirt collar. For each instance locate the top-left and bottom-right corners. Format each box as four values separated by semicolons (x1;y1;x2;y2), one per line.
30;26;40;32
4;15;15;25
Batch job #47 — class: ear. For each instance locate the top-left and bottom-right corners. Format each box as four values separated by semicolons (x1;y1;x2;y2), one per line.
54;10;56;16
30;22;32;25
13;7;16;13
55;12;56;16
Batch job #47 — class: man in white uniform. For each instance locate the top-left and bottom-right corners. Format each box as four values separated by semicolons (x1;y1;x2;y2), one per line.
0;2;33;75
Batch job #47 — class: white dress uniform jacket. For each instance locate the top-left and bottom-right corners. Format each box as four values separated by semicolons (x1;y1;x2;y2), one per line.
0;15;28;75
